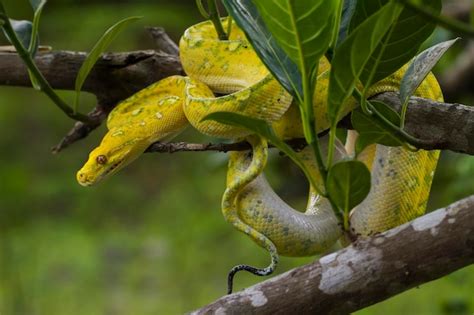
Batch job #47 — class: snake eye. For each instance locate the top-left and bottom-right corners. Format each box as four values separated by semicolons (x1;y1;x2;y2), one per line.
96;155;108;165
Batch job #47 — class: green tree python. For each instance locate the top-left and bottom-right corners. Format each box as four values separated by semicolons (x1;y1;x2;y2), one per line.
76;20;443;293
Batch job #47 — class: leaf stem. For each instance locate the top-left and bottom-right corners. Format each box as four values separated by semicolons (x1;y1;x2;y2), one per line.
226;15;232;39
1;18;91;123
399;98;409;129
328;197;344;228
330;0;344;50
196;0;210;18
342;206;350;231
207;0;228;40
302;74;327;183
326;125;337;167
397;0;474;38
353;88;426;147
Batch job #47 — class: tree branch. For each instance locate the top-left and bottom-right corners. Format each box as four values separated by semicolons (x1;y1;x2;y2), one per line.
191;195;474;315
145;138;308;153
372;92;474;155
0;47;183;152
141;93;474;156
0;49;182;103
0;30;474;155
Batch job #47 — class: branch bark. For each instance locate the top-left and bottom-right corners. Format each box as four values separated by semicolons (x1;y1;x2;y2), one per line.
373;92;474;155
0;49;182;103
191;195;474;315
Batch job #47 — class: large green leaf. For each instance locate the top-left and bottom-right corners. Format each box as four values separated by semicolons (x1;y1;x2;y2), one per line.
327;2;401;125
252;0;340;80
350;0;441;85
400;38;459;105
222;0;302;99
202;112;322;192
327;160;371;214
351;101;405;155
74;16;141;111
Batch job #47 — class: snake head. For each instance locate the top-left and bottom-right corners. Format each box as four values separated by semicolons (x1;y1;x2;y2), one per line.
76;132;149;186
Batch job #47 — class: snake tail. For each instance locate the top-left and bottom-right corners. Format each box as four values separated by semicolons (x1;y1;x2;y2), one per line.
222;135;279;294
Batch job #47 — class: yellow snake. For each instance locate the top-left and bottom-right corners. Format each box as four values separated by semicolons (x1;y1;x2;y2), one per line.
76;19;443;292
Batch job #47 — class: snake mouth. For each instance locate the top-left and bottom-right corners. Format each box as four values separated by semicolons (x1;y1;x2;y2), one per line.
102;159;124;178
78;159;124;187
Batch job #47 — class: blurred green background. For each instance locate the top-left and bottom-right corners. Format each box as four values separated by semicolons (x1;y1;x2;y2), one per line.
0;1;472;314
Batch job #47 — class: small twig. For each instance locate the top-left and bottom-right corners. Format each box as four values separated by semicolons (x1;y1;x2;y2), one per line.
51;106;107;153
145;138;308;153
145;27;179;55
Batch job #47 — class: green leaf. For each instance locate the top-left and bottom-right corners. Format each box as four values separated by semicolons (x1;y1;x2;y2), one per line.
202;112;322;192
29;0;46;11
327;160;371;213
3;19;34;51
222;0;302;99
253;0;340;80
336;0;357;47
203;112;276;141
28;0;46;56
400;38;459;105
351;101;404;155
74;16;141;111
327;2;401;125
350;0;442;86
27;0;47;90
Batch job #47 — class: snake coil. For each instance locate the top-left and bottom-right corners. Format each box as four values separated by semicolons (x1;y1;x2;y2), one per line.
77;19;443;293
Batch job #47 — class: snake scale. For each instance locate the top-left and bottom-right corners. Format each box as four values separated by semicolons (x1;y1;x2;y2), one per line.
77;19;443;292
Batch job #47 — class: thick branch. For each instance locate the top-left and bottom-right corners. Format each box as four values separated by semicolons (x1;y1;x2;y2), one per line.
373;92;474;155
0;50;182;104
192;195;474;314
1;45;474;155
0;47;183;152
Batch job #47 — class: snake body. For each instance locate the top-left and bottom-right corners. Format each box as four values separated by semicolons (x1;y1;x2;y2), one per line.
77;19;443;289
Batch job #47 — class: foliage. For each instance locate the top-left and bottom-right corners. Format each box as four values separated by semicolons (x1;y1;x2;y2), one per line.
74;16;141;111
352;101;405;155
399;38;459;126
220;0;453;227
222;0;302;99
326;160;371;228
0;1;139;119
